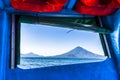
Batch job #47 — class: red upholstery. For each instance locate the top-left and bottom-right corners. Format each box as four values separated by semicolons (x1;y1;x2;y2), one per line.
74;0;120;16
11;0;68;12
117;0;120;5
117;0;120;3
81;0;99;6
81;0;120;8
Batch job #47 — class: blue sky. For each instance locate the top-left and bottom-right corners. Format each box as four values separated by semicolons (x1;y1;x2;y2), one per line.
20;23;104;56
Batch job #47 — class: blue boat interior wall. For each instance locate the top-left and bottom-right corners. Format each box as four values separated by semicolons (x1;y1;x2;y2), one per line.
0;0;120;80
8;59;119;80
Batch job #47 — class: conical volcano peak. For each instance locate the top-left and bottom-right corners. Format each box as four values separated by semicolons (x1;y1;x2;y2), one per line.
70;46;86;53
54;46;104;58
73;46;84;50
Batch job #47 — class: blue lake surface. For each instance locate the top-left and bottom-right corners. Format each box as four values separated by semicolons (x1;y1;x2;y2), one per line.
18;57;106;69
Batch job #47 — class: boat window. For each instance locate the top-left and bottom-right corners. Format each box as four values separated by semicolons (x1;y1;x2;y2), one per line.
16;16;107;69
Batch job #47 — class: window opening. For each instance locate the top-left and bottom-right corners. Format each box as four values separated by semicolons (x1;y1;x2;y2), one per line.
16;16;107;69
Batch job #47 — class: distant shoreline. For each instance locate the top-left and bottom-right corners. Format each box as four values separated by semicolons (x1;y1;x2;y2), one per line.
21;57;107;60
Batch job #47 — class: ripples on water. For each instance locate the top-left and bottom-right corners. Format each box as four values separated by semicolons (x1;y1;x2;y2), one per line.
18;57;106;69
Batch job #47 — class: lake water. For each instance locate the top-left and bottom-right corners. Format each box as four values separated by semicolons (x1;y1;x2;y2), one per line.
18;57;106;69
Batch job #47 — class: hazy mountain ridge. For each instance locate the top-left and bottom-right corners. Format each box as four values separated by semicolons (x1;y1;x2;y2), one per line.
21;46;105;58
53;47;104;58
21;52;44;57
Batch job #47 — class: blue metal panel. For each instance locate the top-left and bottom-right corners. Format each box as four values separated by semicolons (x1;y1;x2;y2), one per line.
0;11;10;80
3;0;11;7
101;9;120;76
8;59;119;80
66;0;77;9
118;27;120;51
0;0;4;9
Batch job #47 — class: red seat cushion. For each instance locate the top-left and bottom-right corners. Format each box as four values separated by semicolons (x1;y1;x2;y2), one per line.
117;0;120;4
74;0;118;16
11;0;68;12
81;0;120;8
81;0;99;6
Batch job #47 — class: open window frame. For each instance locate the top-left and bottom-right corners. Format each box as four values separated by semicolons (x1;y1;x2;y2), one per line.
10;14;111;69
